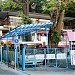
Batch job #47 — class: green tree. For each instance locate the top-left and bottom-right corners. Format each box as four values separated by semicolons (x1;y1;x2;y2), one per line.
42;0;73;47
51;30;61;47
13;0;29;16
21;15;32;24
21;14;32;41
29;0;45;13
0;0;21;11
65;1;75;17
64;1;75;29
43;0;72;33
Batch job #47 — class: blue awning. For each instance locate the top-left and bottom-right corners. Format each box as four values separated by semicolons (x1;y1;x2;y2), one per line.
0;22;53;39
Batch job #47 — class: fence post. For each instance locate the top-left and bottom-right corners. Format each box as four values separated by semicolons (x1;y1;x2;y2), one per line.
6;36;8;64
14;45;18;70
66;48;68;68
34;48;36;69
44;48;46;69
55;48;57;67
0;46;2;64
22;44;26;71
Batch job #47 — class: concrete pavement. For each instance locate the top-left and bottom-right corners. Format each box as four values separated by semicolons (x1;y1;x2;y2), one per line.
25;70;75;75
0;62;75;75
0;62;27;75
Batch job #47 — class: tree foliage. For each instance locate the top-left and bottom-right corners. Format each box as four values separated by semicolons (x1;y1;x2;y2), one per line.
29;0;45;13
21;15;32;24
0;0;21;11
51;30;61;47
65;1;75;17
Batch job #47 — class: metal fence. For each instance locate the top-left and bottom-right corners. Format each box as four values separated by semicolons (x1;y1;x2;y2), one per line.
1;47;74;71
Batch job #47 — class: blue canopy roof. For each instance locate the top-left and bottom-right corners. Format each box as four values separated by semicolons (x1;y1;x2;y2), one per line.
0;22;53;39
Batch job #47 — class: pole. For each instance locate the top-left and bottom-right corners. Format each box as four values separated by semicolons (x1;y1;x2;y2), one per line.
55;48;57;67
1;46;2;64
14;34;19;70
15;46;16;70
6;36;8;63
14;45;18;70
46;28;48;48
46;28;49;65
66;48;68;68
22;44;26;71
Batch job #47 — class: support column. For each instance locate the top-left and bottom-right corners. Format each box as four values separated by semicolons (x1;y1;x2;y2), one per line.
46;28;49;65
14;45;18;70
22;36;24;41
6;36;8;63
46;28;48;48
14;34;18;70
44;48;46;69
0;46;2;64
34;32;37;41
22;44;26;71
66;48;68;68
55;48;57;67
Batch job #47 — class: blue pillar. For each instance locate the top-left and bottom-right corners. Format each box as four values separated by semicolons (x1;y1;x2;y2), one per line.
46;28;48;48
0;46;2;64
34;49;36;68
14;45;18;65
22;35;25;41
16;46;18;65
44;48;46;69
55;48;57;67
22;44;26;71
6;36;8;63
66;48;68;68
46;28;49;65
14;34;19;70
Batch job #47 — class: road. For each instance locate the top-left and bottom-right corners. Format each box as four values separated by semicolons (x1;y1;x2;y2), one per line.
0;62;75;75
25;70;75;75
0;62;27;75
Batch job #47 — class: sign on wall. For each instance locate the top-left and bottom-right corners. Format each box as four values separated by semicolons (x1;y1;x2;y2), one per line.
71;50;75;65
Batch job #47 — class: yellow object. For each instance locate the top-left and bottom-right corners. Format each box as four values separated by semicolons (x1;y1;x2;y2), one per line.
0;41;4;46
7;41;12;47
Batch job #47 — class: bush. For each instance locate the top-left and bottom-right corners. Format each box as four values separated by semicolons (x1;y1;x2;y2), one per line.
21;15;32;24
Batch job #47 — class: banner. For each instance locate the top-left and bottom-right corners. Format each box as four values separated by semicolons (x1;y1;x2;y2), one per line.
71;50;75;65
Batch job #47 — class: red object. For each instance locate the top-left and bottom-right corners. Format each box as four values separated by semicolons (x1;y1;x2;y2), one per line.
37;31;46;34
58;45;69;48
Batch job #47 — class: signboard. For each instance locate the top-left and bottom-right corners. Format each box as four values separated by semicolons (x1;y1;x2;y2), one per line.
71;50;75;65
14;39;19;43
57;53;66;59
46;54;55;59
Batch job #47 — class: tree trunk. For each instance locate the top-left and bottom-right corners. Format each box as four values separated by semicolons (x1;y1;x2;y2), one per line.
56;10;65;35
48;9;59;48
22;2;29;16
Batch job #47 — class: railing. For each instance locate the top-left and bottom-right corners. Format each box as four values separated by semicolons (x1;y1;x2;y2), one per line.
1;47;73;70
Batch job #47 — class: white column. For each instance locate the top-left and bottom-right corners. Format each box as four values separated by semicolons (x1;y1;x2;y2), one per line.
34;32;37;41
0;46;2;64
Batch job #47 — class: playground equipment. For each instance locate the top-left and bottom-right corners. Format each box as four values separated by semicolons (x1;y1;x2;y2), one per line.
0;22;53;70
0;22;75;71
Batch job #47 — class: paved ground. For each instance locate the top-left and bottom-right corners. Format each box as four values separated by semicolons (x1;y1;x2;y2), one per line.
0;62;75;75
25;70;75;75
0;62;27;75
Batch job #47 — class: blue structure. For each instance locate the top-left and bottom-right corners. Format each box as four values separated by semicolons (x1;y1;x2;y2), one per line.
0;22;53;38
0;22;53;71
